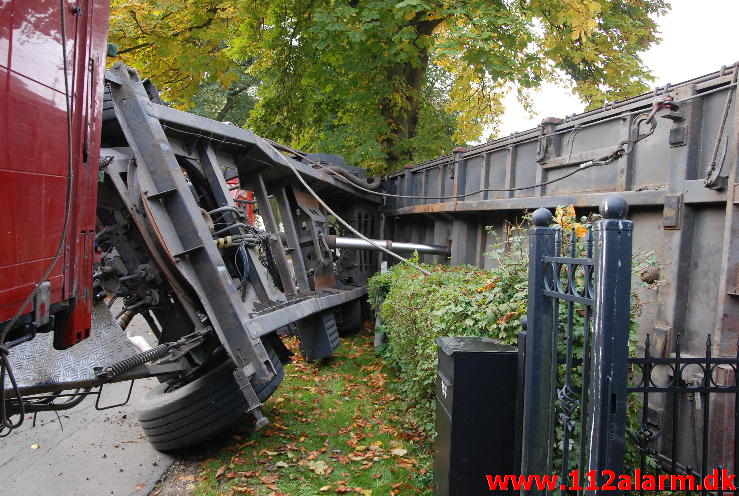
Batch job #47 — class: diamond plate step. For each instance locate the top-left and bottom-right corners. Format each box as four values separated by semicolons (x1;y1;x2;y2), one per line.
6;302;140;394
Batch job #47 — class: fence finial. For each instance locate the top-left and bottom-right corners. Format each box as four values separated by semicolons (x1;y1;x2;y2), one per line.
599;194;629;219
532;207;553;226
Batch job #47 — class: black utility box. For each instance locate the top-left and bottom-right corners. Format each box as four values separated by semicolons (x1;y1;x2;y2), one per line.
434;337;519;495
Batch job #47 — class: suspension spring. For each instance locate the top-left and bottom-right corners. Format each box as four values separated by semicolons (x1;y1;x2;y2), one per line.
97;343;171;379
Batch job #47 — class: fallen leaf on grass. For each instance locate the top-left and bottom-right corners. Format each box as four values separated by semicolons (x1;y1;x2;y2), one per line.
260;473;279;484
232;487;255;494
307;460;332;475
216;465;227;478
389;448;407;457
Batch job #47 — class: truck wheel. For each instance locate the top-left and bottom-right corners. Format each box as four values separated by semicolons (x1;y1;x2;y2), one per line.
102;85;116;122
135;345;284;451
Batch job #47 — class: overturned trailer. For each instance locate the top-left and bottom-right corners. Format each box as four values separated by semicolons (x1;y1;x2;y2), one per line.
2;60;382;450
1;1;736;473
381;64;739;475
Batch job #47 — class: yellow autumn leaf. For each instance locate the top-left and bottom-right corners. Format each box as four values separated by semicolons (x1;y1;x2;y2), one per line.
574;225;589;238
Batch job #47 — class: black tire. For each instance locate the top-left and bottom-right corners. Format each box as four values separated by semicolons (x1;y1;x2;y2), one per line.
301;153;347;168
102;85;116;122
135;345;284;451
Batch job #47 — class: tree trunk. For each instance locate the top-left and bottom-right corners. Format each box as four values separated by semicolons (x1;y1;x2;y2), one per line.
379;17;440;171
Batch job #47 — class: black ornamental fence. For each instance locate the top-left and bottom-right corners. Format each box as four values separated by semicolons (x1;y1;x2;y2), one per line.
519;193;738;495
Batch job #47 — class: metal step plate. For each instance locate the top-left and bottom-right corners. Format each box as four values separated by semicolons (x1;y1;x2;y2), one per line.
6;302;139;394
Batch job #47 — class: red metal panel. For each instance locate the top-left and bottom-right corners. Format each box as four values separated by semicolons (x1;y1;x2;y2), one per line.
56;0;108;348
228;179;256;225
2;72;69;173
0;259;64;320
0;168;67;278
8;0;77;93
0;1;9;67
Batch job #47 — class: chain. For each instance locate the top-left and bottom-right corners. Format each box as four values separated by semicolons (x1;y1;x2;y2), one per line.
590;96;678;167
267;102;671;200
705;67;737;188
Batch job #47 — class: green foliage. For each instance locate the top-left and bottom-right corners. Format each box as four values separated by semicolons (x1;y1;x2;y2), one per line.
368;227;529;431
108;0;243;106
369;210;662;435
188;66;259;126
109;0;669;172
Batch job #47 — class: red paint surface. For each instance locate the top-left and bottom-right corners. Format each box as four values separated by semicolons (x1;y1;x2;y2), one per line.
228;179;256;225
0;0;109;347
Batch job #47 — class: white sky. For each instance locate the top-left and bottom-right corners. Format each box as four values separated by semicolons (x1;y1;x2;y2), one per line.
494;0;739;137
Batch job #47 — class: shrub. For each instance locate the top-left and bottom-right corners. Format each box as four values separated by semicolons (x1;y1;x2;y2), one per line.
369;207;660;435
368;223;529;432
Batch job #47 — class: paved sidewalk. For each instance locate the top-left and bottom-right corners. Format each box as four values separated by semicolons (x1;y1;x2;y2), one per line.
0;378;173;496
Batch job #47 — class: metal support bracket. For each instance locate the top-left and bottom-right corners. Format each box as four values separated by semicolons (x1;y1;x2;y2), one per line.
233;367;269;429
663;194;682;230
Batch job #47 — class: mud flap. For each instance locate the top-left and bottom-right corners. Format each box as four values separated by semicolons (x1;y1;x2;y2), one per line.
296;310;339;362
337;299;362;333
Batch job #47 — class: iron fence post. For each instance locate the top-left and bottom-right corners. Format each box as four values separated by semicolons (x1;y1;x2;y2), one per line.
521;208;556;490
514;320;527;476
585;194;634;494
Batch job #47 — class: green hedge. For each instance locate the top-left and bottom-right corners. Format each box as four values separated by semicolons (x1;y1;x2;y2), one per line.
368;227;528;432
369;212;658;435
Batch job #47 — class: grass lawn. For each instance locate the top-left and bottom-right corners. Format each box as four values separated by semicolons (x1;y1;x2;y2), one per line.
186;327;433;496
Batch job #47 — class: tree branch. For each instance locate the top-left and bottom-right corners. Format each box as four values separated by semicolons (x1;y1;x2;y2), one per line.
216;86;249;121
130;11;148;36
117;42;153;55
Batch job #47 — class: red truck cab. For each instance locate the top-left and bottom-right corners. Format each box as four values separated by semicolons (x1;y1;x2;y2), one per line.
0;0;109;347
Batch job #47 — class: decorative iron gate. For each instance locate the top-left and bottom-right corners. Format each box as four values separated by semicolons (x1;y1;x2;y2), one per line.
519;193;738;495
628;334;738;495
521;194;634;494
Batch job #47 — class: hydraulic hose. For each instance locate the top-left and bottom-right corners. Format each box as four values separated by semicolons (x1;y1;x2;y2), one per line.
324;165;383;191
